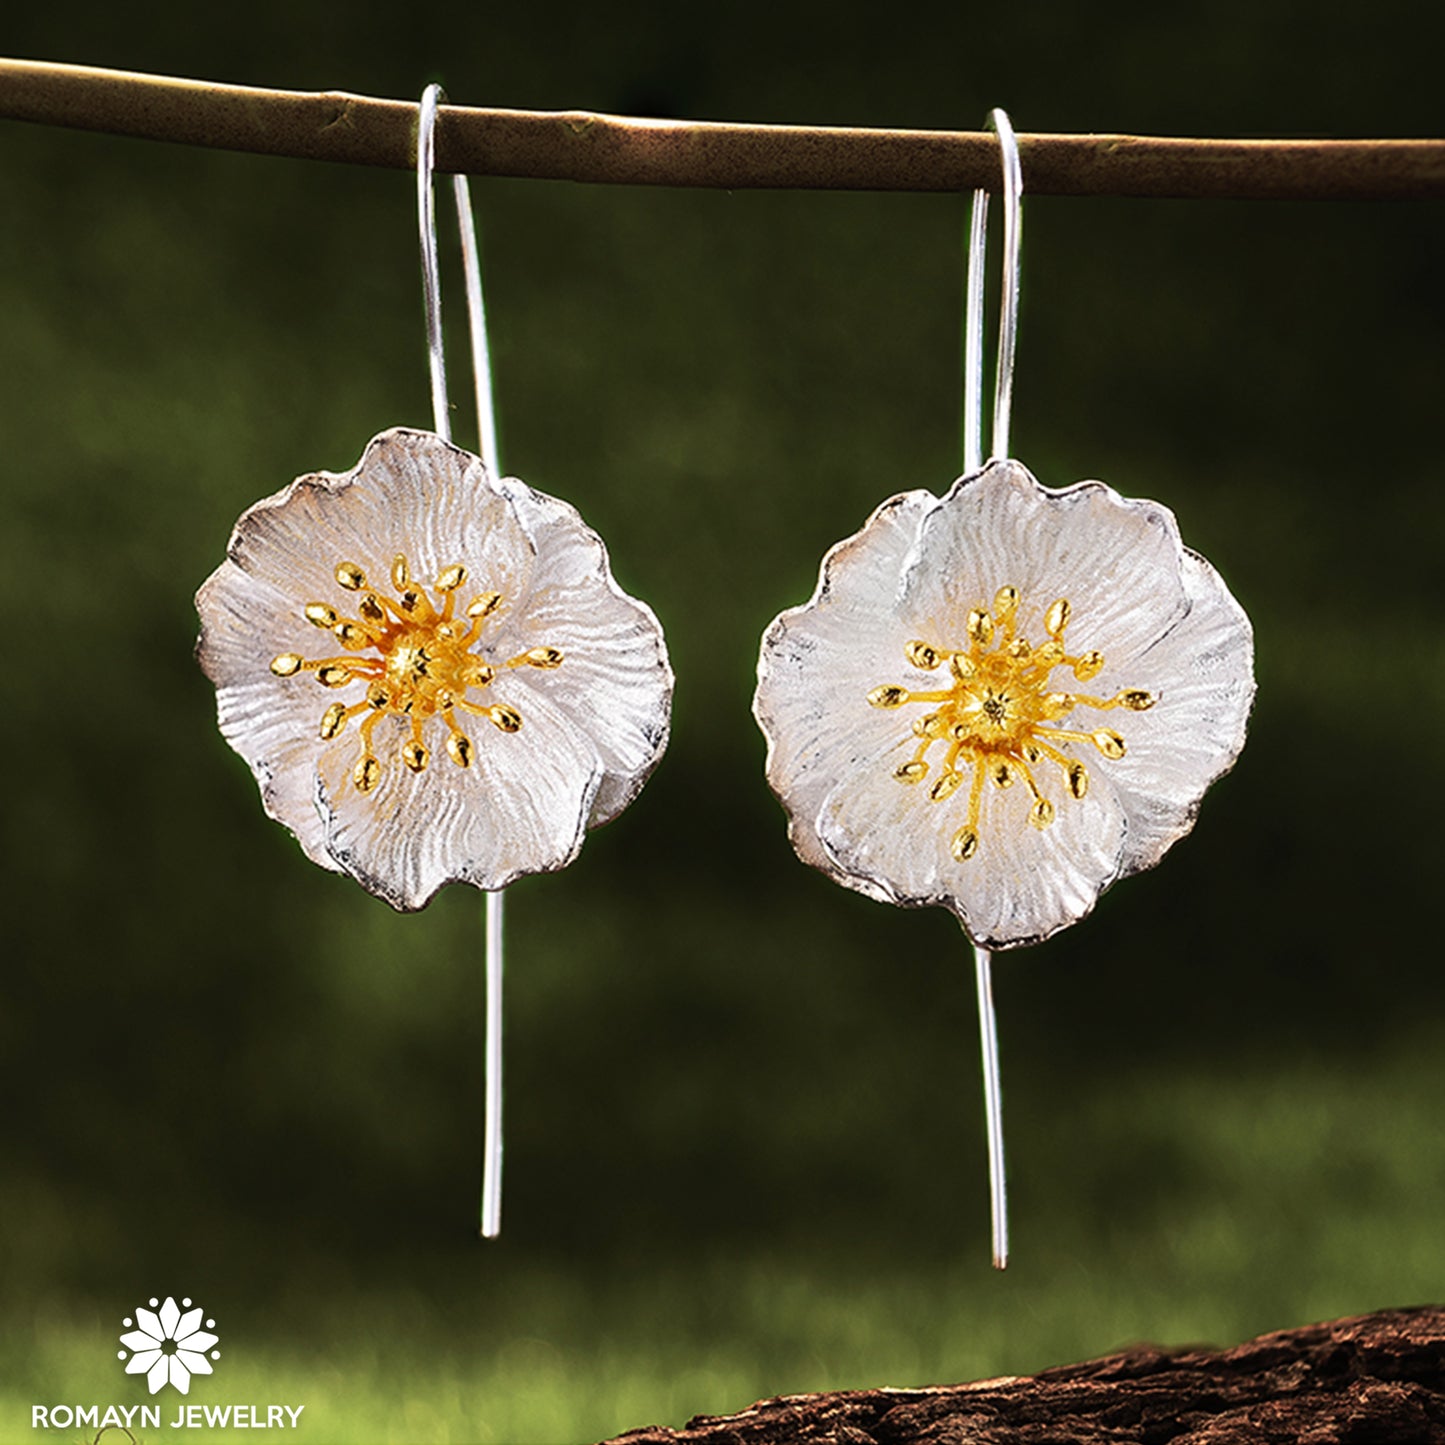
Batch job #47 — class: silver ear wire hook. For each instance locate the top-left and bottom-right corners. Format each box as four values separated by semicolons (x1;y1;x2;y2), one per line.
963;108;1024;474
963;107;1024;1270
417;83;506;1239
417;84;500;472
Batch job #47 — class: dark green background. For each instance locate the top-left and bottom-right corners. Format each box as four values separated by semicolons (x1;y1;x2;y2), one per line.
2;4;1442;1441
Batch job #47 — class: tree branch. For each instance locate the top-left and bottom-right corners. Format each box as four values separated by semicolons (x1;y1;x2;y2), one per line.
604;1306;1445;1445
3;57;1444;199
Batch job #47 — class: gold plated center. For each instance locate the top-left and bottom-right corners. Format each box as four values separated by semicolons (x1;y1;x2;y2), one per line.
867;586;1153;862
270;554;563;794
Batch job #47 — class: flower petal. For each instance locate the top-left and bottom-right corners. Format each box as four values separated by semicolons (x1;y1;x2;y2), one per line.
168;1355;192;1395
316;686;605;909
120;1329;163;1352
173;1306;204;1342
902;461;1191;669
815;736;1128;949
754;489;937;898
176;1328;219;1354
157;1297;181;1339
146;1355;171;1395
176;1350;213;1377
224;430;534;604
493;478;673;825
135;1307;164;1340
1108;548;1255;874
125;1348;161;1376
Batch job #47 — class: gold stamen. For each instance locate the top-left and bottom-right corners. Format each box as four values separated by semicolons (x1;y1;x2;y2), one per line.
333;622;371;650
929;771;963;802
868;684;909;709
1092;729;1126;759
319;702;348;739
867;583;1152;862
272;553;569;803
966;608;993;647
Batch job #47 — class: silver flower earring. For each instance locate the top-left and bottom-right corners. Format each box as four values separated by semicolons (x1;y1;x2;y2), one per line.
753;110;1254;1266
195;86;673;1236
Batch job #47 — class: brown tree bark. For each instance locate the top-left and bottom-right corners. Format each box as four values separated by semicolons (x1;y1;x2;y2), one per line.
605;1306;1445;1444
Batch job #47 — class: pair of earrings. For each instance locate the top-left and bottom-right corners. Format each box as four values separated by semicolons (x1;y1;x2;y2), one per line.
195;103;1255;1261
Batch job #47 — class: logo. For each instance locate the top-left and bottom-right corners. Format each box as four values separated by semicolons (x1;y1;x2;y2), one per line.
117;1297;220;1396
29;1294;305;1432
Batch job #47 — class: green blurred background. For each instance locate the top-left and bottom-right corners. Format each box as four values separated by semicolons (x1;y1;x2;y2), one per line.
2;3;1443;1442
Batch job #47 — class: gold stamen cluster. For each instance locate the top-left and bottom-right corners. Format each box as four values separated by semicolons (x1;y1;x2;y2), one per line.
867;585;1154;862
269;554;563;794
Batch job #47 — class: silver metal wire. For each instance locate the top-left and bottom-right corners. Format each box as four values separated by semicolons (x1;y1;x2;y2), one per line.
417;83;506;1240
962;107;1024;470
974;942;1008;1269
962;107;1024;1269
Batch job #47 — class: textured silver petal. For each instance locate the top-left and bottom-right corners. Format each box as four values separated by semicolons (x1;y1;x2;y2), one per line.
815;738;1128;949
753;489;938;901
496;477;673;826
1110;547;1256;875
195;560;343;872
901;461;1191;668
315;686;604;911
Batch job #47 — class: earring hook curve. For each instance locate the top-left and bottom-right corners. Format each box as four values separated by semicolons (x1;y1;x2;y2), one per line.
962;108;1024;474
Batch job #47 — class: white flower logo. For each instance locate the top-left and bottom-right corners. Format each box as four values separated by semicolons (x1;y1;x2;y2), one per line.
118;1296;220;1395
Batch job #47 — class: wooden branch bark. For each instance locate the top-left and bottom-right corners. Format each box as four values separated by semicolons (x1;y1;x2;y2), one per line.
605;1306;1445;1444
3;58;1445;199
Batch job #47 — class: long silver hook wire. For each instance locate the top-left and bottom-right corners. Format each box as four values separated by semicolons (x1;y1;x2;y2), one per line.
418;83;506;1240
961;106;1024;1270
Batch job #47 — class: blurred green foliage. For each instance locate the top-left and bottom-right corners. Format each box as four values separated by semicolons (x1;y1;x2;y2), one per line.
1;2;1443;1441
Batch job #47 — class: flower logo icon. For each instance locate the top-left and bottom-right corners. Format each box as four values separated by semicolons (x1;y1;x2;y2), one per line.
118;1297;220;1395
